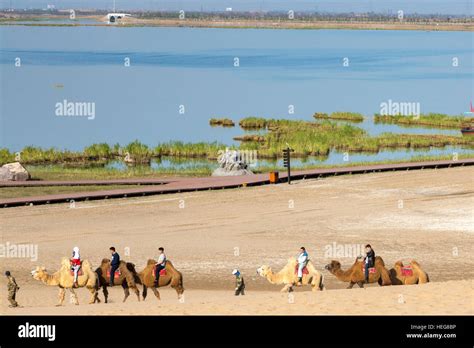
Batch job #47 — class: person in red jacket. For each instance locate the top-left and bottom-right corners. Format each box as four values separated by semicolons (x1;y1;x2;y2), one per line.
70;246;81;288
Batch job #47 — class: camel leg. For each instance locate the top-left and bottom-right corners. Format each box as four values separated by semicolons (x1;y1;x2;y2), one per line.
357;281;364;288
133;287;140;302
69;288;79;305
142;286;148;301
88;286;97;304
122;287;130;303
102;285;108;303
56;287;66;306
150;287;161;301
280;284;292;292
311;275;324;292
347;281;355;289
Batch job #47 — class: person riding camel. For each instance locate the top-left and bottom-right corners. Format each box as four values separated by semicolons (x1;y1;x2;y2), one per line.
70;246;81;288
296;247;309;286
109;247;120;286
364;244;375;284
153;247;167;287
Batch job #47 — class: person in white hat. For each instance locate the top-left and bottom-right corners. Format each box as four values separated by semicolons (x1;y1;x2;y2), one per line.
70;246;81;288
232;269;245;296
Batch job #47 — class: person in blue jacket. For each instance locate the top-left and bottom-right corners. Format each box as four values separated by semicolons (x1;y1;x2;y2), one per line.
109;247;120;286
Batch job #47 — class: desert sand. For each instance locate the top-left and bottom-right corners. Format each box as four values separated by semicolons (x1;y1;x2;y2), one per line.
0;166;473;315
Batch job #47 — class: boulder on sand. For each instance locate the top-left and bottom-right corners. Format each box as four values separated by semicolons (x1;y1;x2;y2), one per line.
0;162;30;181
212;149;254;176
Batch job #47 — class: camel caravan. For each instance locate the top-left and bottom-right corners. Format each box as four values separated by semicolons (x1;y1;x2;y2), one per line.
31;247;184;306
28;245;429;306
258;245;429;292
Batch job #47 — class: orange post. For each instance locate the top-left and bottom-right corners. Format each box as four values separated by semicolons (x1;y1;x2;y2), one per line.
269;171;279;184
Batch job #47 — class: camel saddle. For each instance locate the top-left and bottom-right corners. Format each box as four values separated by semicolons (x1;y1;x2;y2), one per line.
401;266;413;277
69;268;83;276
152;268;167;277
362;265;376;274
294;265;309;275
106;269;122;279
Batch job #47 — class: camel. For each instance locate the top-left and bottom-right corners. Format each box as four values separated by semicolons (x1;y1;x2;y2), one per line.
325;256;392;288
389;260;429;285
94;258;141;303
257;258;325;292
130;259;184;301
31;257;98;306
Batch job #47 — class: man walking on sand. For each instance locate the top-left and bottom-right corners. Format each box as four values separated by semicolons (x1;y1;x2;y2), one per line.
232;269;245;296
5;271;19;308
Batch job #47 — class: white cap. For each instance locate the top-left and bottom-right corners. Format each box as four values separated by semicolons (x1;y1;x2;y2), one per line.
232;269;239;275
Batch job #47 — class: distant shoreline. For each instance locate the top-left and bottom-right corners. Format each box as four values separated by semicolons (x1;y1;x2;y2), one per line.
1;15;472;31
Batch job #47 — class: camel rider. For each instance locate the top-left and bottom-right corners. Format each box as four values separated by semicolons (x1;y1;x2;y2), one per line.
70;246;81;288
297;247;309;286
364;244;375;284
109;247;120;286
232;269;245;296
153;247;166;287
5;271;19;308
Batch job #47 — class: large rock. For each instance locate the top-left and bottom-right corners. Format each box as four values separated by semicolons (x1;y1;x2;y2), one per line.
0;162;30;181
212;149;254;176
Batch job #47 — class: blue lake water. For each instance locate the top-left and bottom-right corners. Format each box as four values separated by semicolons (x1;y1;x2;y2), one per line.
0;26;473;167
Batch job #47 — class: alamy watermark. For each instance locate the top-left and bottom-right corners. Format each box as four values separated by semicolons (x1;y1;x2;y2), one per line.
380;99;420;118
324;242;365;259
55;99;95;120
0;242;38;261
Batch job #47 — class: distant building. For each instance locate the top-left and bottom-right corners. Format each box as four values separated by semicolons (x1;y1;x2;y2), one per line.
225;8;233;12
107;13;131;23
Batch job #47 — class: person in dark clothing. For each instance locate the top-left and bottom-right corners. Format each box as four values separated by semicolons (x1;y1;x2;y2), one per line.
109;247;120;286
5;271;19;308
364;244;375;283
154;247;166;287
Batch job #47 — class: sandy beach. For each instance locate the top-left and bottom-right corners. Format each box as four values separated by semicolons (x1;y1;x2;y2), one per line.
1;166;473;315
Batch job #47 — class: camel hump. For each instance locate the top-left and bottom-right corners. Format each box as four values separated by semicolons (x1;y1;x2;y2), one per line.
60;257;71;269
146;259;156;266
374;256;385;266
287;257;297;265
409;260;429;283
81;260;92;269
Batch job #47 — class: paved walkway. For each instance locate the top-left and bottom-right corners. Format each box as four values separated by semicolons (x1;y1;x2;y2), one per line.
1;159;473;208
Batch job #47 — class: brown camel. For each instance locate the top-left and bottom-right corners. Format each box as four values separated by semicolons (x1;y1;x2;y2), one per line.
132;259;184;301
389;260;429;285
325;256;392;288
94;258;141;303
31;257;98;306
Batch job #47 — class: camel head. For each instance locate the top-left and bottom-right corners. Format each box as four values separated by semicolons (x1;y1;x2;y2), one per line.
324;260;341;274
101;258;111;266
31;266;47;280
256;265;272;278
